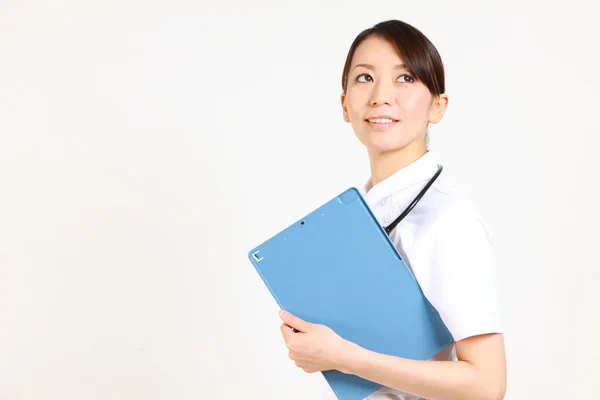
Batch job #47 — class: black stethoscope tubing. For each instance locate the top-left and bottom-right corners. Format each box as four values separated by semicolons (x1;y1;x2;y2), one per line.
384;164;443;235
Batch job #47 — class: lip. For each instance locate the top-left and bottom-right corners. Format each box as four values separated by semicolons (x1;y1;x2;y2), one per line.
365;115;399;129
365;115;399;122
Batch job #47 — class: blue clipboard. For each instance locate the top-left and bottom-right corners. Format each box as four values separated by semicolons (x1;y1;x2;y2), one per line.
248;187;453;400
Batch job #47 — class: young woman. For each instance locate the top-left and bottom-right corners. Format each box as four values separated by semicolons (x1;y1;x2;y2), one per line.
278;20;507;400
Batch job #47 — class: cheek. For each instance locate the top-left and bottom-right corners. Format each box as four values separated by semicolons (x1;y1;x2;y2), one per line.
346;104;365;129
344;88;367;119
344;96;362;119
348;105;362;121
401;90;431;121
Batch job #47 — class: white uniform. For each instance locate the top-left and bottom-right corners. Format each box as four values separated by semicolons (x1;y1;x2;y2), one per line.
318;150;503;400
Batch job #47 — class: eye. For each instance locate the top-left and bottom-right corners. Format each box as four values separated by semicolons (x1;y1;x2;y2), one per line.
398;74;416;83
356;73;373;83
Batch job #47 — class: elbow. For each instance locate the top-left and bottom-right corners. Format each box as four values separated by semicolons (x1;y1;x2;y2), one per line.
493;371;507;400
469;369;505;400
489;390;506;400
494;384;507;400
472;387;504;400
480;380;506;400
476;362;507;400
487;392;505;400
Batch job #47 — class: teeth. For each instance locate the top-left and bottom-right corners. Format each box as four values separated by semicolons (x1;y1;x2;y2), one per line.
368;118;394;123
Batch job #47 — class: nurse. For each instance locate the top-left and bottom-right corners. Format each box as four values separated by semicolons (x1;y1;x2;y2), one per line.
278;19;507;400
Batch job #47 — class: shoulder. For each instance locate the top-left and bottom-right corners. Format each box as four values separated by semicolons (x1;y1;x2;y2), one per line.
424;177;494;238
407;178;503;341
414;176;494;248
397;175;497;288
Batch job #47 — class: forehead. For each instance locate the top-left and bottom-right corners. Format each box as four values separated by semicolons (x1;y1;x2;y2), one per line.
351;35;404;67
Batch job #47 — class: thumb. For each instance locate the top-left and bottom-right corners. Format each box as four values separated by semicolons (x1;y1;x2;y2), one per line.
279;310;312;332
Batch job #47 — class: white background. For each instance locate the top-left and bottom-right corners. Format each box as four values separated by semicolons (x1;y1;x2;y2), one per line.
1;1;599;399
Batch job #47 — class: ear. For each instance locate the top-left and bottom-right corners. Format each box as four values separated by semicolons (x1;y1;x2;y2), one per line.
341;92;350;123
428;93;449;124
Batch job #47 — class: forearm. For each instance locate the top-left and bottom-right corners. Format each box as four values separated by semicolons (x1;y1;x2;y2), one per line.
340;343;504;400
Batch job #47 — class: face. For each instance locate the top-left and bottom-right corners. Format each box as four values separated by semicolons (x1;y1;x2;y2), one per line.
341;35;448;155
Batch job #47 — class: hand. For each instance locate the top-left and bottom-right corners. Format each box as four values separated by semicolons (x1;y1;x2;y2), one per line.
279;310;354;374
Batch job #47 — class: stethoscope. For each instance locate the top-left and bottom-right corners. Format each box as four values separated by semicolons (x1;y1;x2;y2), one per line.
383;164;443;235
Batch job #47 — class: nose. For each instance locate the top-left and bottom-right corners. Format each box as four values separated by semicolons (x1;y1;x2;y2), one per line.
369;80;396;107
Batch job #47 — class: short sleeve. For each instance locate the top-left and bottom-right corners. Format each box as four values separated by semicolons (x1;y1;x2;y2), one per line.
423;209;503;342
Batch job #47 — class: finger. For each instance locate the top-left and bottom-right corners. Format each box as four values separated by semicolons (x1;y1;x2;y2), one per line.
295;362;316;374
280;323;295;343
279;310;311;332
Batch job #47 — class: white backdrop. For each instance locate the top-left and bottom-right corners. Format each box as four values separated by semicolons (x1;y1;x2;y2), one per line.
1;1;599;399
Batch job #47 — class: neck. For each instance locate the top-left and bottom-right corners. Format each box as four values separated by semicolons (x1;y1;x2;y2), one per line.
366;141;427;192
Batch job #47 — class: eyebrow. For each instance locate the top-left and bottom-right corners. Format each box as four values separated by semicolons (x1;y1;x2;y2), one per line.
351;63;407;71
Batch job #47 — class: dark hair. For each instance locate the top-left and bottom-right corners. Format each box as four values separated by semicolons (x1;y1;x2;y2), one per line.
341;20;445;97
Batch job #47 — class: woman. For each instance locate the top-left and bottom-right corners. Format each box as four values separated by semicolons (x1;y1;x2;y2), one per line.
278;20;507;400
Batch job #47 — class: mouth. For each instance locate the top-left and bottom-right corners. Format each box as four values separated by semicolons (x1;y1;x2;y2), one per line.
365;116;399;129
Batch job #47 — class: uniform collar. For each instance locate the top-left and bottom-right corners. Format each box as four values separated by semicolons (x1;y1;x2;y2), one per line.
360;150;439;206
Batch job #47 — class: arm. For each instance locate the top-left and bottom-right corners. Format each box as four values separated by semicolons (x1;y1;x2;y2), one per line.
280;312;506;400
279;211;506;400
341;332;506;400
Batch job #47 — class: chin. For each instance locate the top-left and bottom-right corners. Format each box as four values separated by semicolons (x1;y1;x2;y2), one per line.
363;137;410;154
359;131;423;155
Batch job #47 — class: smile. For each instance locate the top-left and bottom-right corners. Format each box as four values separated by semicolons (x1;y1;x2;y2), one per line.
368;117;395;123
365;117;399;129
